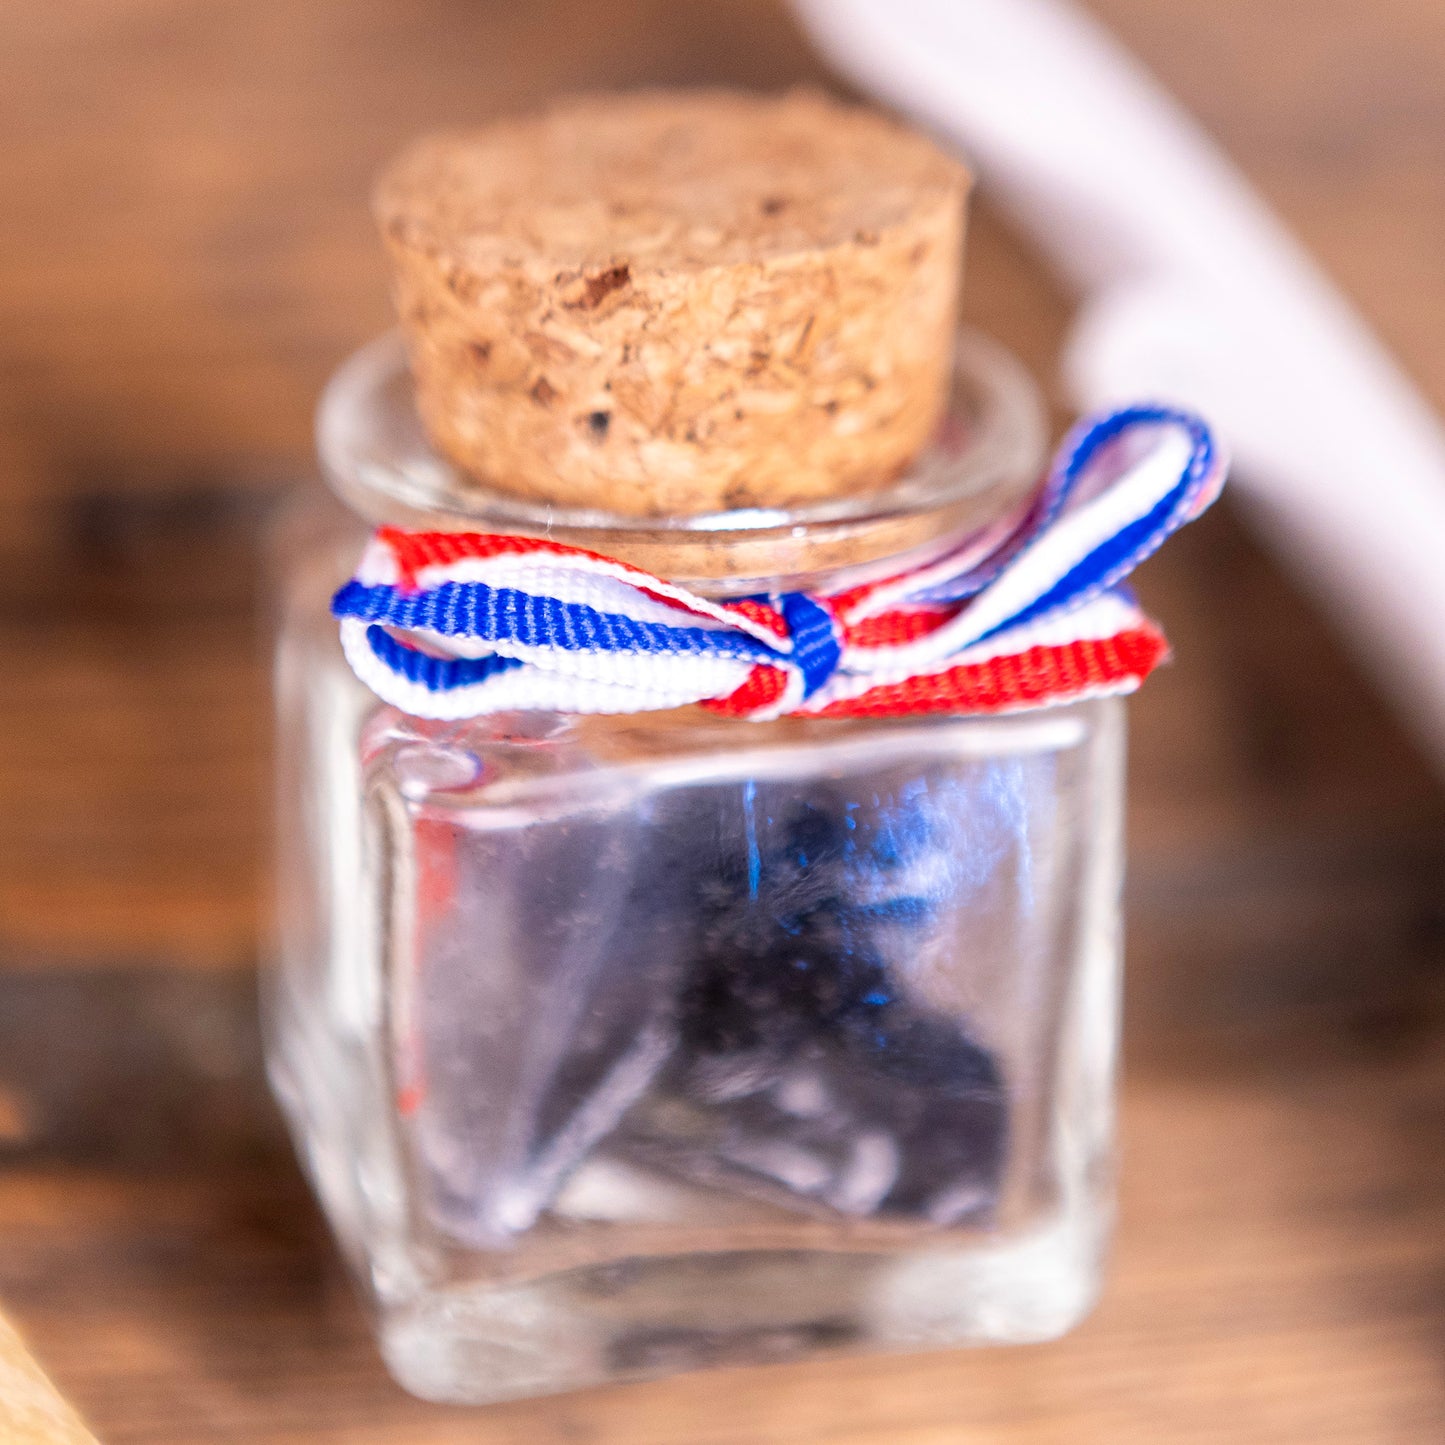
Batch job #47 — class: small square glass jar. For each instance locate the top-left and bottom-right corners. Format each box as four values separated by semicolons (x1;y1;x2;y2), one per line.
267;331;1125;1404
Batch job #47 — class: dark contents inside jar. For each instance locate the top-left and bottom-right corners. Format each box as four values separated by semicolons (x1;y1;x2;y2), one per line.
407;762;1018;1247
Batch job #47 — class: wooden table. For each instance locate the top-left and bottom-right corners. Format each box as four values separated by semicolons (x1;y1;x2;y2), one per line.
4;3;1445;1439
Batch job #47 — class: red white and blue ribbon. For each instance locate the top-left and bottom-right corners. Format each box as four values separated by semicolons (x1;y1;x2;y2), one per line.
332;404;1224;721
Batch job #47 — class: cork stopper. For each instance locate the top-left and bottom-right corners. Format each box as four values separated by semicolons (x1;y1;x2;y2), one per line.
374;89;970;519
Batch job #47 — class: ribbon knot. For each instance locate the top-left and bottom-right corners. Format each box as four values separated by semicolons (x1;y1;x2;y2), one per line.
332;404;1225;721
776;593;843;699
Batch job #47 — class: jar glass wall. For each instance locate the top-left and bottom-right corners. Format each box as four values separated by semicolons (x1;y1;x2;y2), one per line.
266;332;1126;1404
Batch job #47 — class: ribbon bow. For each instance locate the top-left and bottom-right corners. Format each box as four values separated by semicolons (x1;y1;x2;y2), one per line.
332;404;1223;721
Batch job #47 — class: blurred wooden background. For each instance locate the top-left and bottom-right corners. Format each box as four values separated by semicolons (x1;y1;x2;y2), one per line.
4;2;1445;1440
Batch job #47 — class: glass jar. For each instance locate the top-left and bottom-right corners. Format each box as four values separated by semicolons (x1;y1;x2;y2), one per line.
267;331;1125;1404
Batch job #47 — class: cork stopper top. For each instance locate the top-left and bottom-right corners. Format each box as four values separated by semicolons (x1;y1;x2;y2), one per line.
374;90;971;523
377;88;965;273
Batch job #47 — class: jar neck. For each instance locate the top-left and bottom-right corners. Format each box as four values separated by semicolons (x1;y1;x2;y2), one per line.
317;329;1047;597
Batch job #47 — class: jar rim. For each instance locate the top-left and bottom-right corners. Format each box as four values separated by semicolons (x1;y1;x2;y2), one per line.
317;329;1047;594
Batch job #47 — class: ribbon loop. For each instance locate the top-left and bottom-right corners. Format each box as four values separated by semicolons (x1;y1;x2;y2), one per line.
332;404;1225;721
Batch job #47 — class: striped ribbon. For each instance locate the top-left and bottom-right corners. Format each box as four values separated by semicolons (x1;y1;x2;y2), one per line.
332;404;1224;721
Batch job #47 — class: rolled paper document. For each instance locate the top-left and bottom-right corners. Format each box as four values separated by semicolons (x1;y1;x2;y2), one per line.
793;0;1445;773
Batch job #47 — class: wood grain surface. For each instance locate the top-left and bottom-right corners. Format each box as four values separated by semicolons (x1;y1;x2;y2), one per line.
0;1309;99;1444
3;2;1445;1440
